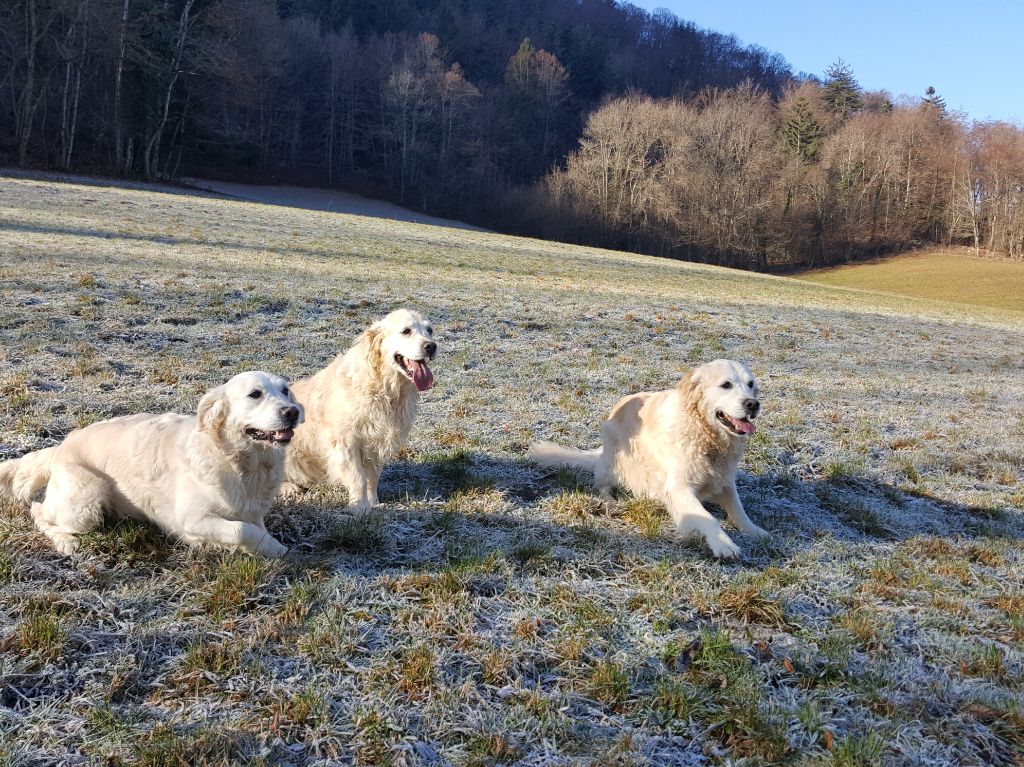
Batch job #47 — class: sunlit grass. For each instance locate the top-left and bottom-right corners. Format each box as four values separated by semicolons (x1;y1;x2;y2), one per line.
797;247;1024;313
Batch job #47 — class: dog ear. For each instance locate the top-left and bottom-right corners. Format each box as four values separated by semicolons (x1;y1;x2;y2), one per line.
349;322;385;380
197;385;229;436
366;322;384;353
677;366;703;407
289;389;306;425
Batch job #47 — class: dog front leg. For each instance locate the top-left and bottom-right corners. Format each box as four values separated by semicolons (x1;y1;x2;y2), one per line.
665;482;740;560
713;484;768;538
326;447;373;512
181;515;287;557
365;461;382;507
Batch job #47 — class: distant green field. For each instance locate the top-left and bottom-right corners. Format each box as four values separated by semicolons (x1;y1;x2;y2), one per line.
797;248;1024;313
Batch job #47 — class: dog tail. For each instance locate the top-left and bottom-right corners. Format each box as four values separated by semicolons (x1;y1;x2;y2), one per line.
528;441;601;475
0;447;56;503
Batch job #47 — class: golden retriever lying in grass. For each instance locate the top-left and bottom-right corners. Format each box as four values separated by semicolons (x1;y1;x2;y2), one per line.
531;359;768;559
283;308;437;510
0;371;302;556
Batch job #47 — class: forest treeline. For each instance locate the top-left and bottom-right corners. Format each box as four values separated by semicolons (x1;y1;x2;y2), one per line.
2;0;1022;269
534;81;1024;267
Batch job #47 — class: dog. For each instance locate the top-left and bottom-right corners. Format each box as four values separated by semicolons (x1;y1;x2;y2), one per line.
530;359;767;559
0;371;303;556
283;308;437;510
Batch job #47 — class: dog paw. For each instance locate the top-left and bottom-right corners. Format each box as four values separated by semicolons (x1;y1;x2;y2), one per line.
51;534;81;556
257;536;288;557
279;482;304;500
744;525;770;539
706;531;741;560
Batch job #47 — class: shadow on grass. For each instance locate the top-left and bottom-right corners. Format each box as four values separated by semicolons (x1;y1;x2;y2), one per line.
19;448;1016;584
267;449;1023;578
2;451;1018;740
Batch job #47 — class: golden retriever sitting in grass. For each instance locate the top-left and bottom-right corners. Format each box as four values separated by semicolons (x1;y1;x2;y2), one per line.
283;308;437;511
0;371;303;556
530;359;768;559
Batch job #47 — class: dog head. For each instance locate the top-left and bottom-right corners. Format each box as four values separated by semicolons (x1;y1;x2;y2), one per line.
365;308;437;392
680;359;760;438
197;371;304;448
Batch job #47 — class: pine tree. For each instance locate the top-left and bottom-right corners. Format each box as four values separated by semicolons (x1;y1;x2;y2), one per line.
782;96;824;160
922;86;947;117
823;59;862;117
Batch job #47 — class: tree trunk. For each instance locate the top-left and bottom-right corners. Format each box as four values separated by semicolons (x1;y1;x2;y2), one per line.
326;73;337;185
59;0;88;171
62;64;83;170
60;51;73;165
162;90;190;178
112;0;130;172
16;0;39;166
144;0;195;179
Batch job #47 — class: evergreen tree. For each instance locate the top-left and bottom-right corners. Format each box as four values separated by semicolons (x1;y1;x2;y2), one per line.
823;59;862;117
922;86;947;117
782;96;824;160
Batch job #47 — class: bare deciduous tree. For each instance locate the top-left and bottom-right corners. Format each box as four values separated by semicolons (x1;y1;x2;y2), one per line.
1;0;1021;267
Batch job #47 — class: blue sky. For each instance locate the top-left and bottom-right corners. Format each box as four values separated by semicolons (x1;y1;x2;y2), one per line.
628;1;1022;123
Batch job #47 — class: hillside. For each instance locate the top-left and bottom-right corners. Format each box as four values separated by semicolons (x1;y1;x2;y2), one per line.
797;248;1024;314
1;175;1022;766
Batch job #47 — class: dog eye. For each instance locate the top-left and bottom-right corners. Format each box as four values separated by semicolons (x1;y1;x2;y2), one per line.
401;328;412;336
426;326;433;335
248;389;263;399
748;381;754;388
720;381;732;390
281;387;289;397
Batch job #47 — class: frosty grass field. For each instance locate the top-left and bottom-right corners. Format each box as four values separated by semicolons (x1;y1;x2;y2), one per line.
0;174;1022;766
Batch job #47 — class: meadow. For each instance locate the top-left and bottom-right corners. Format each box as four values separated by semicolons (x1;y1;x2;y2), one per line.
796;248;1024;314
0;174;1022;766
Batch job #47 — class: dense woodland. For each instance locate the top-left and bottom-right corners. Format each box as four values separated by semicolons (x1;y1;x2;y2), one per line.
2;0;1022;269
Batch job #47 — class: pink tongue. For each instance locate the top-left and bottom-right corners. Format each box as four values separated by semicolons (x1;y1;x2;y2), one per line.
274;428;294;441
407;359;434;392
728;415;756;435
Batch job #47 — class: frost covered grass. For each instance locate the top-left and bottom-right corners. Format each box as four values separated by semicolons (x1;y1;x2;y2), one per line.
0;173;1022;766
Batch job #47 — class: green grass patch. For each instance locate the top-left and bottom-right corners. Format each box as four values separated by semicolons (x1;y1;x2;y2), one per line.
7;607;69;667
199;555;277;619
130;723;253;767
620;497;666;538
82;518;171;565
715;583;789;627
320;511;389;554
797;247;1024;313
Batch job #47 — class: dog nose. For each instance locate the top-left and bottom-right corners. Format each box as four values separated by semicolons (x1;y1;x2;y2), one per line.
281;406;300;425
424;341;437;357
743;398;760;416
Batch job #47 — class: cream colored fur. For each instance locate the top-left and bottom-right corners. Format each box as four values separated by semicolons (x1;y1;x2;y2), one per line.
531;359;767;559
0;371;302;556
283;309;437;510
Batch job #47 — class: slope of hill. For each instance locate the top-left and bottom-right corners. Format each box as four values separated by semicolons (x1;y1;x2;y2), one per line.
797;248;1024;313
1;175;1022;766
182;178;490;231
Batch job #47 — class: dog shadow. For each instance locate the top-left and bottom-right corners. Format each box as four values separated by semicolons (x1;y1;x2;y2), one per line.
31;446;1016;582
267;450;1022;578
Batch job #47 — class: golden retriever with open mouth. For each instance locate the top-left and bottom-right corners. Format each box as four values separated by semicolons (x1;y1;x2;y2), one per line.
283;308;437;510
0;371;303;556
530;359;768;559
